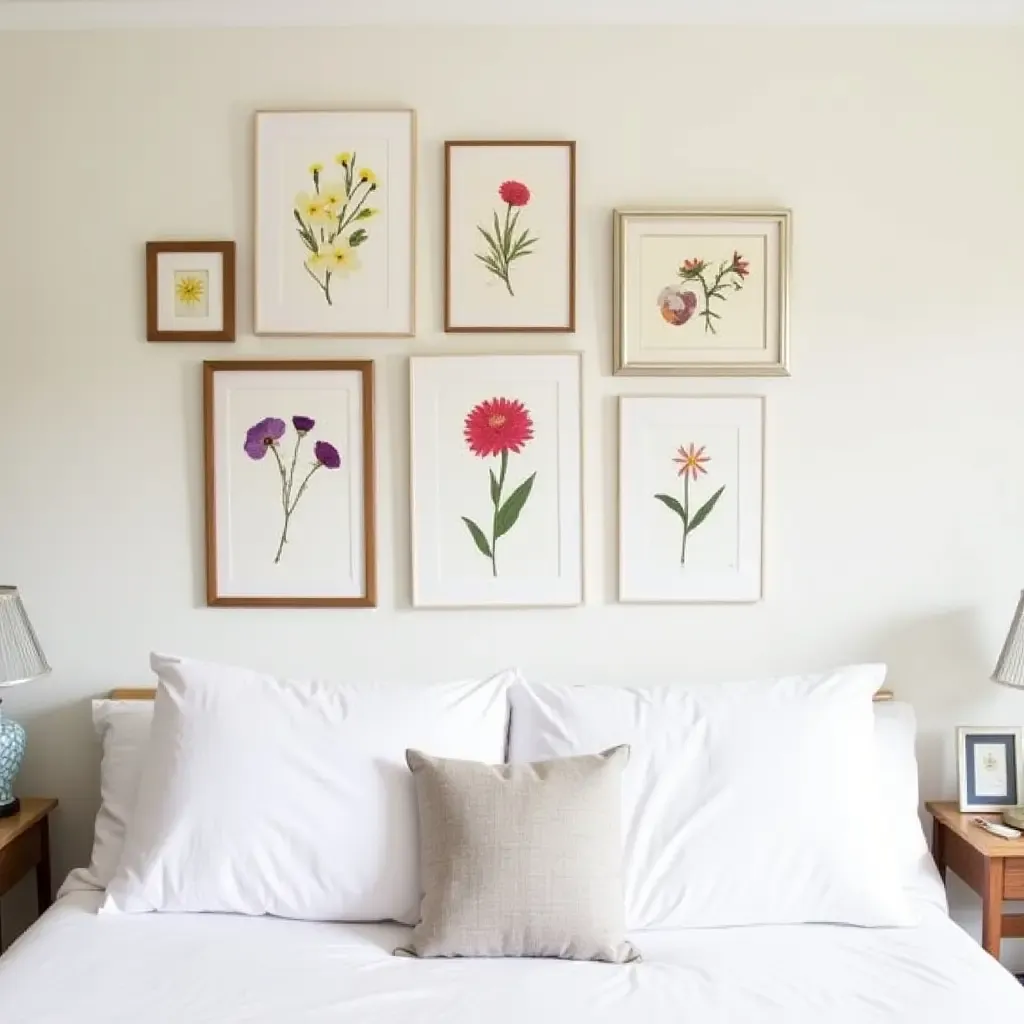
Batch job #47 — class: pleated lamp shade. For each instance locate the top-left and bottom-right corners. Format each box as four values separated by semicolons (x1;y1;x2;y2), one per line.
0;587;50;688
992;590;1024;689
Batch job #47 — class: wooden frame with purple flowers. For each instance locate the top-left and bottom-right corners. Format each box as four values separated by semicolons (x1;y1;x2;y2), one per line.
203;360;376;607
444;141;576;333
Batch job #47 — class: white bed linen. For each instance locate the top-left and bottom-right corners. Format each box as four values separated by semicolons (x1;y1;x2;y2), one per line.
2;891;1021;1022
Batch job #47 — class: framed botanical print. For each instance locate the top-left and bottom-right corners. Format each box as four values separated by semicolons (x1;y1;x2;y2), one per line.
254;110;415;336
146;241;235;342
619;396;763;603
204;361;376;607
410;354;582;607
957;727;1023;812
445;141;575;333
614;209;790;376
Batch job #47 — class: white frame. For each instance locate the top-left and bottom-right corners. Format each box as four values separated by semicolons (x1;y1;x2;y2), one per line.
254;109;416;337
956;726;1024;813
618;395;764;604
614;208;790;377
410;353;583;608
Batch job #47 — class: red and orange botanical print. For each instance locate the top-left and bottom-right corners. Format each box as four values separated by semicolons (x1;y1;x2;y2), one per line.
461;398;536;576
475;181;538;297
654;443;725;565
658;250;750;334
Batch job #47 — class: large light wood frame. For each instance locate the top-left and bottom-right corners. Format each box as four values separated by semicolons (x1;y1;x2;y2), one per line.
444;140;576;334
203;360;377;607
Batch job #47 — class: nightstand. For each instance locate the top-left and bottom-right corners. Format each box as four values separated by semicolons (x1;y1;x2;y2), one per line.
927;800;1024;961
0;797;57;951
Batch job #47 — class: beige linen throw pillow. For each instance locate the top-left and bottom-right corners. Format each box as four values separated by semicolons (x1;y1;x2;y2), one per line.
398;745;639;963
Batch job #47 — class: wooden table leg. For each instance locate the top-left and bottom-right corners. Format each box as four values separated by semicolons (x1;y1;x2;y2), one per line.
932;818;947;882
982;857;1005;959
35;817;52;914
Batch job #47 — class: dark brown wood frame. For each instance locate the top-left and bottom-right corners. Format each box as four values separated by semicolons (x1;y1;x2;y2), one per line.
443;140;576;334
147;241;236;342
203;360;377;608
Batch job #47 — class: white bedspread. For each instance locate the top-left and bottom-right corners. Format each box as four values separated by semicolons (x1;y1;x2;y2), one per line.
1;892;1021;1022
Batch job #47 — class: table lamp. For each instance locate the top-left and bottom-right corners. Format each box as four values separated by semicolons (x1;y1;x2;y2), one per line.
992;589;1024;829
0;587;50;818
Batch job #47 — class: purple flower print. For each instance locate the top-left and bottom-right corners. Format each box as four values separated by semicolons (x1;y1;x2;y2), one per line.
314;441;341;469
243;417;286;460
244;415;342;564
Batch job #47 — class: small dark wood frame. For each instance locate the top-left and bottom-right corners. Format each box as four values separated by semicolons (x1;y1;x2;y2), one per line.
444;140;576;334
203;360;377;607
146;241;236;342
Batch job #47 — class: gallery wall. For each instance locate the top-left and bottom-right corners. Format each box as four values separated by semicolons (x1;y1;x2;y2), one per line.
2;25;1024;949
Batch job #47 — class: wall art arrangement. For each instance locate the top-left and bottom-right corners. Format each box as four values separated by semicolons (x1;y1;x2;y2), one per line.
203;360;376;607
410;354;582;608
144;103;793;608
614;209;790;376
444;141;576;333
146;241;236;342
254;109;416;337
619;396;764;603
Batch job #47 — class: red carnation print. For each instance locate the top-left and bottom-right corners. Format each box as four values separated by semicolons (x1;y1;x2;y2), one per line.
663;251;752;334
655;443;725;566
463;397;535;457
460;397;537;577
475;181;538;297
498;180;531;207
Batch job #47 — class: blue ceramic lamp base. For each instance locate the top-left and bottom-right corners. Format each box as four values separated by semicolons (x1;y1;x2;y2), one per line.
0;705;27;818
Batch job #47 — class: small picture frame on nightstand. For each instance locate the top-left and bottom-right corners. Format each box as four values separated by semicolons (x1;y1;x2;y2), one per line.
957;726;1023;812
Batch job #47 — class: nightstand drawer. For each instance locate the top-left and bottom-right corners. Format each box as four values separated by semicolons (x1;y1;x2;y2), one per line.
1004;859;1024;900
0;826;41;897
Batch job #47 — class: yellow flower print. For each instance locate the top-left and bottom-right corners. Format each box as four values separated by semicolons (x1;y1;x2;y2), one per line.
175;275;205;306
319;180;347;214
357;167;377;187
335;151;353;167
308;161;324;175
294;191;333;226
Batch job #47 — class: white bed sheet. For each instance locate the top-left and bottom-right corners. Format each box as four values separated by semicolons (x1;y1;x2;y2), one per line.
1;891;1021;1022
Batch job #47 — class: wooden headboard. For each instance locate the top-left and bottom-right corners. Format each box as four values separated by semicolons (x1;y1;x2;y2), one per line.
110;687;896;701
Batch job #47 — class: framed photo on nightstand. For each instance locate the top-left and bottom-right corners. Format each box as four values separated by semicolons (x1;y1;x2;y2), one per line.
957;726;1023;812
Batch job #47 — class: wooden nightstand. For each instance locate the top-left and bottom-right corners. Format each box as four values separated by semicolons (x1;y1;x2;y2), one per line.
927;800;1024;961
0;798;57;951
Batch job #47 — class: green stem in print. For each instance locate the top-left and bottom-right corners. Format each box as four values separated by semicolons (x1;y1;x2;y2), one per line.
681;472;690;565
489;450;509;577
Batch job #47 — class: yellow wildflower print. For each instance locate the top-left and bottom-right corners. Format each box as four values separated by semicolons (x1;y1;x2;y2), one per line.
357;167;377;186
175;275;205;306
295;191;333;226
335;151;352;166
308;161;324;175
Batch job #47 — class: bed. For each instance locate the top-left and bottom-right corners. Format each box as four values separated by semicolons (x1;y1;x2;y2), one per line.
4;672;1024;1021
0;886;1020;1022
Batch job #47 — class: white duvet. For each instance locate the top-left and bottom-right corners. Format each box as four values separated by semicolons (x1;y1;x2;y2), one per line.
2;891;1022;1022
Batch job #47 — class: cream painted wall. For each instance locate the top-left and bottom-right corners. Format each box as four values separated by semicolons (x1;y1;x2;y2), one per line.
1;25;1024;953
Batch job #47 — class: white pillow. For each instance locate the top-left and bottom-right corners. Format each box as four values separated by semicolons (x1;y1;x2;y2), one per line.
58;699;153;898
873;702;948;911
508;666;916;929
103;654;515;923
